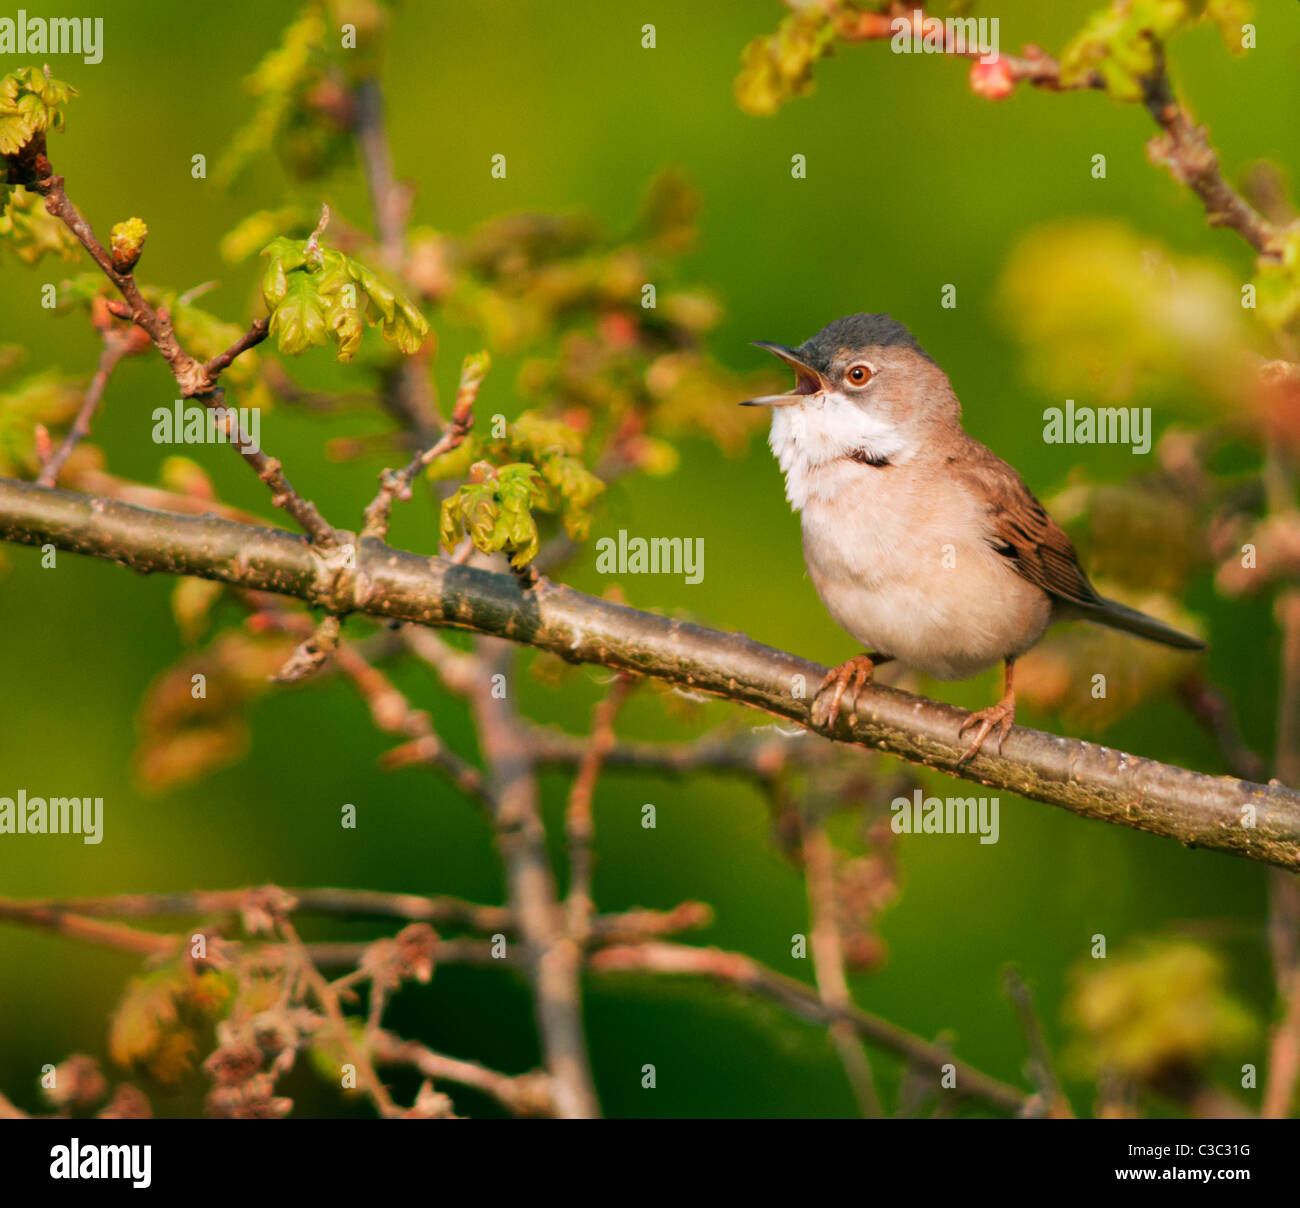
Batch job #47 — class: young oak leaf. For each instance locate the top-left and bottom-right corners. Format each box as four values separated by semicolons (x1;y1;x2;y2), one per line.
440;462;548;568
266;267;330;356
0;66;77;156
260;235;429;361
428;409;607;547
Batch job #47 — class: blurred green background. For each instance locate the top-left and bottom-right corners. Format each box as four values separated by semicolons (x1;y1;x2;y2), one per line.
1;0;1296;1117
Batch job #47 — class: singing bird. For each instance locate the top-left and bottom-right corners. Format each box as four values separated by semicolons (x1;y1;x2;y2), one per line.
743;313;1205;760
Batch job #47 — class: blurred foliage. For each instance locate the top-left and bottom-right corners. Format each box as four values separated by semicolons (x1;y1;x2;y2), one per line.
1018;585;1205;730
996;222;1259;409
217;4;356;188
1061;0;1251;99
109;965;236;1085
220;202;323;264
0;185;82;264
0;362;81;476
734;3;841;117
1065;940;1256;1085
1255;225;1300;336
135;631;297;792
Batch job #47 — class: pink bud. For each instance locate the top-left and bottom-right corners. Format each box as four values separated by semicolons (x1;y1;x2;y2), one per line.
969;58;1015;101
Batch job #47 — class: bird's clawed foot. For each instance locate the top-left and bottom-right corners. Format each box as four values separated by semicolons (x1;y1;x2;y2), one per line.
958;691;1016;763
811;653;883;731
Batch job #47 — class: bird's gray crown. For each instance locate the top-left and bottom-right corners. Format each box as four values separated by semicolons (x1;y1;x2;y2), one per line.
797;313;933;373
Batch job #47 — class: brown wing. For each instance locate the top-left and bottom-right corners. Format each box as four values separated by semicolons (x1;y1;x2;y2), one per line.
953;436;1103;609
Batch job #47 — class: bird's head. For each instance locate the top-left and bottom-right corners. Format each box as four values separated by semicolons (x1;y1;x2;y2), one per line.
743;314;959;479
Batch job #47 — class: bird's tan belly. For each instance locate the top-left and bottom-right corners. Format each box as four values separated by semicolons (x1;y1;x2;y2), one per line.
800;485;1050;681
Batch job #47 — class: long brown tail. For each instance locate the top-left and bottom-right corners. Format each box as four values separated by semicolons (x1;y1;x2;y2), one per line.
1085;598;1206;651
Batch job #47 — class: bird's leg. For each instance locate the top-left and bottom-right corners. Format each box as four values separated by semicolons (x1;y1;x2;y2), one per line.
811;652;893;731
958;658;1017;763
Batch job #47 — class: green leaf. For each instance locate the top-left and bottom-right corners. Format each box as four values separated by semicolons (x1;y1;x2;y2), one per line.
539;454;605;541
267;268;329;355
440;463;548;568
511;411;583;459
259;236;428;361
734;9;836;117
1254;228;1300;334
1059;1;1243;99
0;66;77;156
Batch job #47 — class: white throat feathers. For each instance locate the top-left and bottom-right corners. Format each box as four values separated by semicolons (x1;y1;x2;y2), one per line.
767;391;911;511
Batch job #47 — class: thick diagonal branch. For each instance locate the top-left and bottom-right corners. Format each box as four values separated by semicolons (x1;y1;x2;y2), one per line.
2;477;1298;869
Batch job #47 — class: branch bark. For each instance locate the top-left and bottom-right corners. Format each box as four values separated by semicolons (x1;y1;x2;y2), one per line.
3;477;1297;867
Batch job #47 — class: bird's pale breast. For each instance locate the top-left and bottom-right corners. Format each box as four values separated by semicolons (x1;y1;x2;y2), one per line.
798;459;1051;680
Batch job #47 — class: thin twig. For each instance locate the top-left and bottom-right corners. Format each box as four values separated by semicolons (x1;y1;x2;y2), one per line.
470;638;602;1118
0;887;509;932
352;76;436;441
36;330;132;487
565;675;635;943
1263;591;1300;1117
1003;966;1073;1118
360;351;484;540
31;171;338;546
533;725;820;779
371;1030;554;1117
1177;673;1267;782
203;317;269;379
332;640;496;809
802;809;883;1118
279;917;399;1118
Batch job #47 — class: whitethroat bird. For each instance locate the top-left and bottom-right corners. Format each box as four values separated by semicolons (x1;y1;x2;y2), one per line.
743;313;1205;761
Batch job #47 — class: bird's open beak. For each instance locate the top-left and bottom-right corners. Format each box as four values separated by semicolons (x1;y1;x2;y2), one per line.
740;342;827;406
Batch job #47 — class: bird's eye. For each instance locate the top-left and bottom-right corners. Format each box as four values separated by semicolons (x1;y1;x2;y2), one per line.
846;363;874;387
